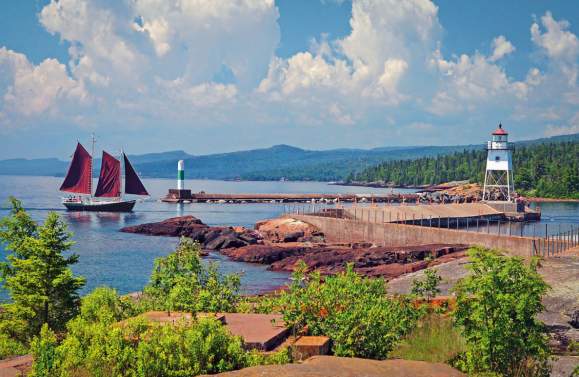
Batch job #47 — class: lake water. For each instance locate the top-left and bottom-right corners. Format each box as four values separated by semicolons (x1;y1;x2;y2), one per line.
0;176;418;298
1;176;577;299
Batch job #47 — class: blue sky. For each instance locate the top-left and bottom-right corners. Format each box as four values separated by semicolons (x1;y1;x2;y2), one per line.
0;0;578;159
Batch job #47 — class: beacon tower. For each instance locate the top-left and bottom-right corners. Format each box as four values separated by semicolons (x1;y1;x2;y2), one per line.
177;160;185;190
483;124;515;202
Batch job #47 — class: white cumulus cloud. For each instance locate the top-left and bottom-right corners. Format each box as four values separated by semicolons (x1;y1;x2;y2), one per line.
1;1;578;152
0;47;87;125
489;35;515;62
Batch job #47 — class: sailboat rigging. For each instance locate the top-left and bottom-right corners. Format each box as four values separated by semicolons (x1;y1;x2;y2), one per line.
60;137;148;212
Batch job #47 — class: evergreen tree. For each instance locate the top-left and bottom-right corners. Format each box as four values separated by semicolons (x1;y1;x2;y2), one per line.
349;141;579;199
0;197;85;342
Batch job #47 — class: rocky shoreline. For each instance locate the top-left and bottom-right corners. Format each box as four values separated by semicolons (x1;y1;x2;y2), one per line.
120;216;468;279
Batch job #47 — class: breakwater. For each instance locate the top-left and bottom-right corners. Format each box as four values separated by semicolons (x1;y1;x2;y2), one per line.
162;191;419;203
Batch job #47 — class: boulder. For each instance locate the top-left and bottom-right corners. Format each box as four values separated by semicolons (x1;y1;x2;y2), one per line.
255;218;324;243
198;356;466;377
283;231;304;242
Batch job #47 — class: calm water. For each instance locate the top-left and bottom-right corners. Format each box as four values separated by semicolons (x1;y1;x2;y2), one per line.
0;176;417;298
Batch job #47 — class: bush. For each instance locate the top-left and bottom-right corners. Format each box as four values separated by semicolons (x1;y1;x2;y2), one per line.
31;285;290;376
45;315;287;376
78;286;137;324
143;238;241;314
272;262;419;359
452;247;551;377
134;318;248;376
0;332;28;359
411;269;442;302
29;324;58;377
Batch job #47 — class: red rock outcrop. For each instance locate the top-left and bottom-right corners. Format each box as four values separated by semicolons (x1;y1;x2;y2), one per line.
222;243;468;279
120;215;468;279
120;216;262;250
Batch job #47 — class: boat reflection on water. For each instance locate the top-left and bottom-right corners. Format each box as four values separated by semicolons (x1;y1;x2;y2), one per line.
64;211;142;228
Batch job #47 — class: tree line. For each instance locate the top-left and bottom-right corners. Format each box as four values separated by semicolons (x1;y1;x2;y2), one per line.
348;141;579;199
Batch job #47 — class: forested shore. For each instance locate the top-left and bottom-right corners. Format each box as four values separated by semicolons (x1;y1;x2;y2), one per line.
347;141;579;199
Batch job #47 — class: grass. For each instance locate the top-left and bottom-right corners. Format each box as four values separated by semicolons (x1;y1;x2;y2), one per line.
389;313;465;362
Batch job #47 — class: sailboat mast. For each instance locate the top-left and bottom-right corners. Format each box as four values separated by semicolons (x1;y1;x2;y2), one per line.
120;149;124;198
90;133;96;197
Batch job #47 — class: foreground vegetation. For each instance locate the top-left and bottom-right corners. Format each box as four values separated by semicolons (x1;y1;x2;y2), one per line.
349;140;579;199
0;199;554;376
256;261;420;359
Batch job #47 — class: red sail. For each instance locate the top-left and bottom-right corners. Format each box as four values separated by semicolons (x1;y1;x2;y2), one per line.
60;143;92;194
123;154;149;196
94;151;121;197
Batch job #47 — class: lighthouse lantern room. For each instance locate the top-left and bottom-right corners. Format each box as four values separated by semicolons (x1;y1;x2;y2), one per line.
483;124;515;202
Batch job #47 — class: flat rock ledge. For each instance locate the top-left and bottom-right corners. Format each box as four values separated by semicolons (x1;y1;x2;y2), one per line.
222;243;468;279
199;356;466;377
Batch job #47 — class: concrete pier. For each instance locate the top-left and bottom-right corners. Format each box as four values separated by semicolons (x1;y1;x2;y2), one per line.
162;192;419;203
304;203;539;224
341;203;503;223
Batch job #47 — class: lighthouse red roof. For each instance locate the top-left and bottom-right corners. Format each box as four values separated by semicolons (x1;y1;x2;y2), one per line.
492;123;508;135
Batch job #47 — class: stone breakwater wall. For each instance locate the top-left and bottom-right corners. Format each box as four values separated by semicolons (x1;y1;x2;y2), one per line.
291;214;543;257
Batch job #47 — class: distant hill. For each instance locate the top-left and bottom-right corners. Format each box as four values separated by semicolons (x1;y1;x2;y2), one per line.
0;133;577;181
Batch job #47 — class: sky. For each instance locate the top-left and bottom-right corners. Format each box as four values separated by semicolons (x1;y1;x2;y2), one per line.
0;0;578;159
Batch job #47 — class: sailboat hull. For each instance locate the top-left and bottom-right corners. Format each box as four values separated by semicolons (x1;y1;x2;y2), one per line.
63;200;136;212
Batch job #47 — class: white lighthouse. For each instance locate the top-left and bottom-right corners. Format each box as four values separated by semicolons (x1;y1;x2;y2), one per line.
483;124;515;202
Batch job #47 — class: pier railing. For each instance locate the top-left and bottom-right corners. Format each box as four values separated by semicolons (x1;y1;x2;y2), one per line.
282;204;579;257
530;226;579;257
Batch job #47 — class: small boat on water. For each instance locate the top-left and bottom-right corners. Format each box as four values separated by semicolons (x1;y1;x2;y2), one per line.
60;138;149;212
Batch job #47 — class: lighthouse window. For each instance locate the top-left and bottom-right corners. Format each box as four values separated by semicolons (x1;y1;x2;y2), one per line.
495;156;500;161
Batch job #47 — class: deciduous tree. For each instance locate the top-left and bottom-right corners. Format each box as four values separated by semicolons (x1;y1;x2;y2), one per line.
453;247;550;376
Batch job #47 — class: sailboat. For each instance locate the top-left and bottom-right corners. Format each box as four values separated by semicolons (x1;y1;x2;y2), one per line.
60;140;149;212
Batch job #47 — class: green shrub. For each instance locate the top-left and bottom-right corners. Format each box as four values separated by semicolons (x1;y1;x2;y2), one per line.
272;262;419;359
0;332;28;359
144;238;241;314
31;285;290;376
453;247;551;377
134;318;247;376
245;347;292;366
79;286;137;324
29;324;58;377
411;268;442;302
45;315;289;377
